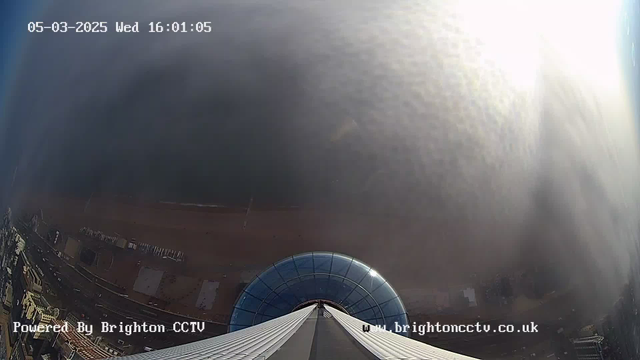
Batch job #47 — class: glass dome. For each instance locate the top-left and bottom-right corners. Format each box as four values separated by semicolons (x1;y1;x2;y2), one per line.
229;252;409;335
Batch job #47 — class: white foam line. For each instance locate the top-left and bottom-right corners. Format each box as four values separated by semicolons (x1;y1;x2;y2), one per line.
159;201;228;208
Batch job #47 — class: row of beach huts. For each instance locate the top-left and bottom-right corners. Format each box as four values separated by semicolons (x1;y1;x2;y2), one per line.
79;227;185;262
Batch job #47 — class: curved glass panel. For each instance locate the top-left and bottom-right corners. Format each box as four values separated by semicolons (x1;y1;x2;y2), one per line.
230;252;409;336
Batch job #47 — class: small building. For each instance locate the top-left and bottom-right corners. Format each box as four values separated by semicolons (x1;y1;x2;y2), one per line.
115;238;128;249
3;282;13;309
461;287;478;307
20;291;59;340
51;320;113;360
572;335;605;360
8;339;26;360
578;324;597;338
25;267;43;294
63;238;81;259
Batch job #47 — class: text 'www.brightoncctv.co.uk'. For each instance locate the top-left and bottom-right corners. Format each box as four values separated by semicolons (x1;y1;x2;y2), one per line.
362;322;539;336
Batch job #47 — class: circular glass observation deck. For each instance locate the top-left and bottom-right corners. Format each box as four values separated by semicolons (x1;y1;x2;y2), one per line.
229;252;409;335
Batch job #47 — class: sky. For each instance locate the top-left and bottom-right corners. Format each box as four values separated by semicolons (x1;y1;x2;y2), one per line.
1;0;640;314
0;0;36;111
622;0;640;116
